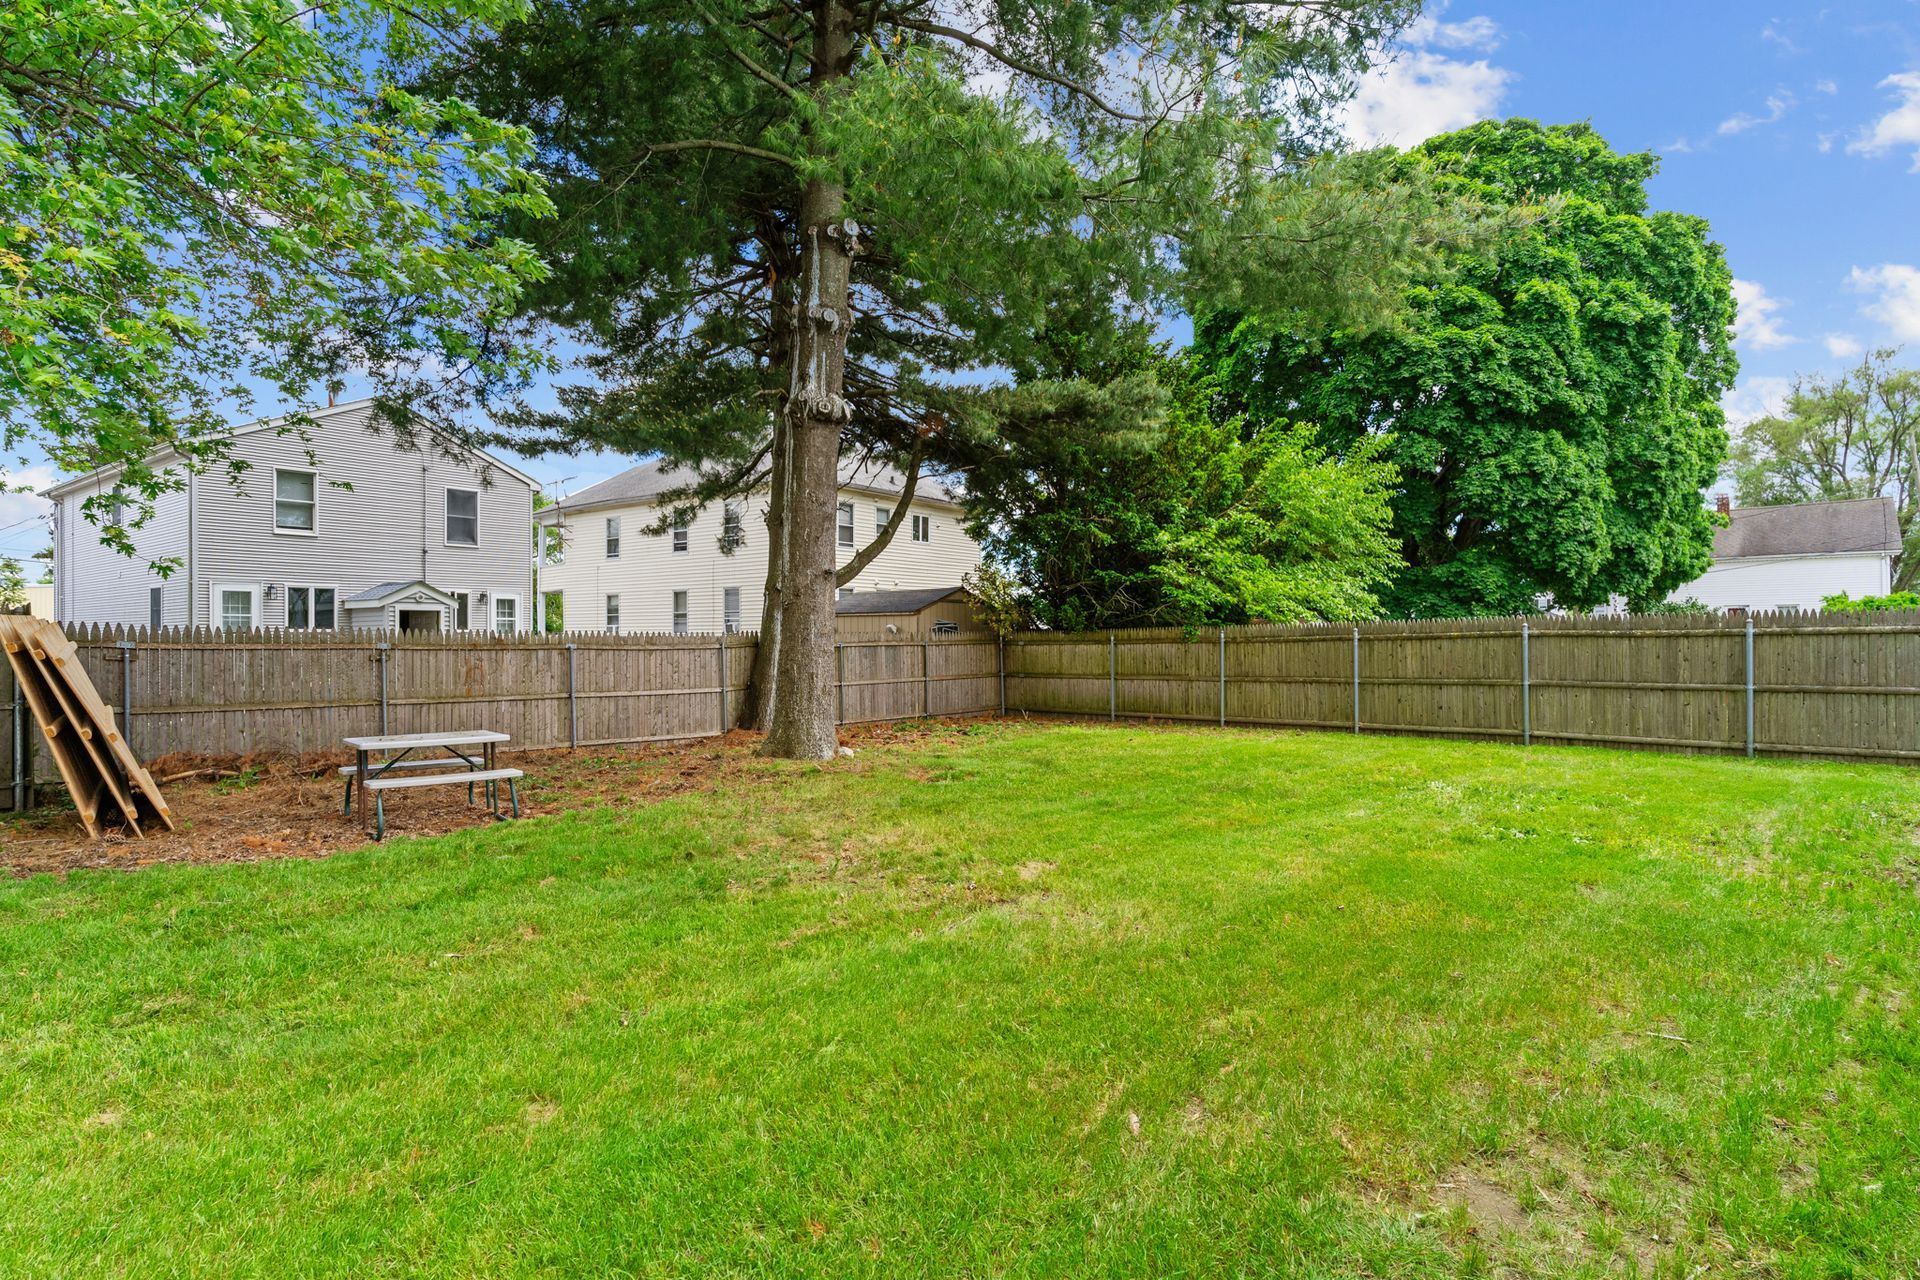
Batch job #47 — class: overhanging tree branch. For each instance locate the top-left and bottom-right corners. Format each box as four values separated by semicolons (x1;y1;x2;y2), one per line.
887;16;1149;122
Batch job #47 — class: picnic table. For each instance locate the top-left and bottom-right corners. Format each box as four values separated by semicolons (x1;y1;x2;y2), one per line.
341;730;521;840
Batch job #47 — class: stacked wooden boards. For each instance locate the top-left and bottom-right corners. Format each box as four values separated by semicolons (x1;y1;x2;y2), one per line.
0;616;173;838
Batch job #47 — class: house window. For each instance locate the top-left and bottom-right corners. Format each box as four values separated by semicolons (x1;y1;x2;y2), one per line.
494;595;518;635
606;516;621;559
453;591;472;630
106;495;125;528
838;502;855;548
933;619;960;635
149;586;162;631
672;589;689;634
721;501;744;554
912;514;930;543
875;505;891;535
723;587;741;634
286;585;336;631
672;512;690;554
605;593;621;633
445;488;479;545
215;583;257;632
274;469;316;532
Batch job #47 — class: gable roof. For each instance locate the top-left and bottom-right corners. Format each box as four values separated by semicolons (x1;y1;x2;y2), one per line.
551;456;961;516
834;586;970;615
41;398;540;499
341;580;458;609
1713;497;1902;561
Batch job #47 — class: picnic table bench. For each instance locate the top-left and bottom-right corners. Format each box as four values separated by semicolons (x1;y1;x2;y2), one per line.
341;730;521;840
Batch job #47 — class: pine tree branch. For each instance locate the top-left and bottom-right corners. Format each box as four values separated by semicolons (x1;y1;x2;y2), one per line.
640;138;799;168
885;16;1148;122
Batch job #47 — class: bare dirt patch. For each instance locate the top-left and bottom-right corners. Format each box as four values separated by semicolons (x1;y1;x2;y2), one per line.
1;718;994;878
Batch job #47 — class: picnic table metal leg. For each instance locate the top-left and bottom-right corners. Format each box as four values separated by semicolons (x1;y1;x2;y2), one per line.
374;792;386;841
508;776;520;818
355;749;368;826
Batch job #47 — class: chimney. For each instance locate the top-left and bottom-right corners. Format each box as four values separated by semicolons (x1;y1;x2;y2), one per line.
1715;493;1731;517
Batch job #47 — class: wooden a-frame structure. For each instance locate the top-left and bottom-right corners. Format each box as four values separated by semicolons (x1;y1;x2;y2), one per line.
0;616;173;838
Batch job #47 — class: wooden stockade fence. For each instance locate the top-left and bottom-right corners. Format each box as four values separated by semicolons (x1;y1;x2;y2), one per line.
10;610;1920;811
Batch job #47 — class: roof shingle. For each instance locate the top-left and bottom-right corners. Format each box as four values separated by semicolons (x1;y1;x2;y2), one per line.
1714;497;1901;560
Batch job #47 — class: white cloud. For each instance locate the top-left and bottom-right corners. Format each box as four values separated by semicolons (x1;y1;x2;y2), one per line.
1760;20;1801;55
1848;71;1920;170
1848;263;1920;341
1722;376;1794;429
1718;90;1795;136
1341;11;1512;148
1814;78;1838;96
1825;333;1864;359
1731;278;1797;351
1403;13;1502;52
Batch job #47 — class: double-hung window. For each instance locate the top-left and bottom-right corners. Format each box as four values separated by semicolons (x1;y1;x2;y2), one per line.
672;512;690;554
912;514;931;543
721;501;744;554
837;502;855;548
445;488;479;545
606;593;621;633
723;587;741;634
453;591;473;630
875;505;891;536
274;469;316;532
672;590;690;635
606;516;622;559
494;596;518;635
286;586;336;631
149;586;163;631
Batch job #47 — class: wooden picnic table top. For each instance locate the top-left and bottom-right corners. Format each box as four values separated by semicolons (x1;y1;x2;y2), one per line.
342;730;511;751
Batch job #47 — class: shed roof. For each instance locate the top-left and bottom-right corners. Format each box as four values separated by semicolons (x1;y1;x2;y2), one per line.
551;457;959;516
834;586;969;616
1714;497;1901;560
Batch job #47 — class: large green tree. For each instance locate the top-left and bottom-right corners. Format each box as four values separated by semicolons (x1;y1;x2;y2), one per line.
1;0;553;553
1197;120;1738;617
444;1;1484;757
1730;350;1920;588
961;355;1401;630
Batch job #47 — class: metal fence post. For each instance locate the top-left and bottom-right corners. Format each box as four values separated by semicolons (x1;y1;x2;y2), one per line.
1218;628;1227;727
1745;616;1756;758
717;635;729;735
116;638;135;757
1108;632;1117;721
565;642;578;748
922;636;932;719
1520;621;1531;746
835;642;845;725
1352;626;1361;734
374;642;391;735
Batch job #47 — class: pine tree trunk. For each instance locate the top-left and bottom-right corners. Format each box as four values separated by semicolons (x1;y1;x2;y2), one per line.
746;412;787;731
761;2;853;760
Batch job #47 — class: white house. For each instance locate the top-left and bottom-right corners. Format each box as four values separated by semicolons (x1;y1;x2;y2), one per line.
1669;495;1901;613
45;399;539;633
538;459;983;634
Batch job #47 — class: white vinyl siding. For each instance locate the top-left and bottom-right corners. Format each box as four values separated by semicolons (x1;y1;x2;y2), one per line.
274;469;316;533
537;481;980;635
1669;552;1895;614
52;402;537;630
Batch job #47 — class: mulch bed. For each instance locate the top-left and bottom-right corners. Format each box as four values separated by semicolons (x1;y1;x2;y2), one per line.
0;720;978;878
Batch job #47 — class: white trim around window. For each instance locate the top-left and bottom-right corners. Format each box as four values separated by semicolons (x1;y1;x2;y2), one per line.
273;468;318;535
284;583;338;631
445;486;480;546
213;581;259;632
493;593;521;635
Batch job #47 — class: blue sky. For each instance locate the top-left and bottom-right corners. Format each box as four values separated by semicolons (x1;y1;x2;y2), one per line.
3;0;1917;566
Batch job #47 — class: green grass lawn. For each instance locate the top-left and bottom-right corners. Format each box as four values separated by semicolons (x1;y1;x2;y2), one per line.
6;723;1920;1278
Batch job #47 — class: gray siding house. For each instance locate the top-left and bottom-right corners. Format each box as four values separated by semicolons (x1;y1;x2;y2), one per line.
45;400;538;633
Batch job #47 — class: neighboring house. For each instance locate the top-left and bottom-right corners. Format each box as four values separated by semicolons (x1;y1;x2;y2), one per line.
45;399;538;633
835;587;989;639
1669;495;1901;613
538;460;983;634
21;584;53;618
